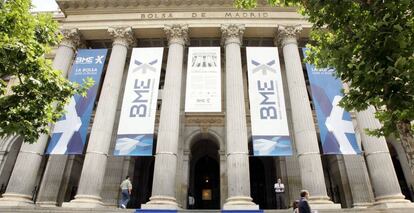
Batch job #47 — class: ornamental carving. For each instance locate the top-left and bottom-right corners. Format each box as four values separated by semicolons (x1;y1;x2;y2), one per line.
276;25;302;47
220;24;245;45
60;28;81;49
108;27;135;47
163;24;189;46
185;115;224;127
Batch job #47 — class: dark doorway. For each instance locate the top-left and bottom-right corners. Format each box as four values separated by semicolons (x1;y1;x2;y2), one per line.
389;144;414;201
250;157;266;208
248;141;277;209
189;140;220;209
129;157;155;209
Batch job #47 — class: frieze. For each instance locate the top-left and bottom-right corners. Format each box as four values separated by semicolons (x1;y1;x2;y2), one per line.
138;12;269;20
185;114;225;127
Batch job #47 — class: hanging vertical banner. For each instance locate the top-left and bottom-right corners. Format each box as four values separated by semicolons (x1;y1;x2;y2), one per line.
114;48;163;156
302;48;361;155
47;49;108;154
185;47;221;112
246;47;292;156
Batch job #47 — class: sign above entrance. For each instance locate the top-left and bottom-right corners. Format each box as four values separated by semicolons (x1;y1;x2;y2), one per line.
185;47;221;112
137;12;270;20
114;48;163;156
246;47;292;156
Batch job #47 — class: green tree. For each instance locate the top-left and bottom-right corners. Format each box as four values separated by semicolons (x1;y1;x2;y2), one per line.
0;0;91;143
236;0;414;173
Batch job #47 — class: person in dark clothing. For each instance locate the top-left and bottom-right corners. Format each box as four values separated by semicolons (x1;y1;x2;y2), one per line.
298;190;312;213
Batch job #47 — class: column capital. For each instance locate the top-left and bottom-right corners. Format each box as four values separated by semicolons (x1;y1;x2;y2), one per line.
275;25;302;47
221;24;245;46
108;27;135;48
60;28;81;50
164;24;189;46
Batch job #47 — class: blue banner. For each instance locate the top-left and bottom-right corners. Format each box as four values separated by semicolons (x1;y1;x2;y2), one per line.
46;49;108;154
303;48;361;155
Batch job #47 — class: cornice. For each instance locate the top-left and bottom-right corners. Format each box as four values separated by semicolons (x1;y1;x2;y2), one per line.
56;0;296;15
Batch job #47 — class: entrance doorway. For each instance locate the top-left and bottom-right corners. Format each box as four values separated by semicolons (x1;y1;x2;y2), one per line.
189;139;220;209
249;157;277;209
129;157;154;209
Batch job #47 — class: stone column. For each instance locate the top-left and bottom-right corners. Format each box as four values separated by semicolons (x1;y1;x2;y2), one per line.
277;25;340;209
142;24;188;210
342;155;375;208
356;106;413;208
221;24;258;210
63;27;134;208
0;28;81;207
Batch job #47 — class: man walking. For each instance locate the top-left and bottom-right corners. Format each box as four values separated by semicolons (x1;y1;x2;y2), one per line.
119;176;132;209
274;178;285;209
298;190;312;213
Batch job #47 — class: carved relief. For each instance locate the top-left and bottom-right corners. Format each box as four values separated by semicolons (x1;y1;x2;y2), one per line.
220;24;245;45
163;24;189;46
108;27;135;47
60;28;81;49
185;114;225;127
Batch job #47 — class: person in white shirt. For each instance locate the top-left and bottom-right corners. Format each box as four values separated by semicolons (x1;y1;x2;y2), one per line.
188;192;195;209
274;178;285;209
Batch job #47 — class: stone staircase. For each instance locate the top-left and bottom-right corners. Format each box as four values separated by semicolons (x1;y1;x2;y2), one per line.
0;207;410;213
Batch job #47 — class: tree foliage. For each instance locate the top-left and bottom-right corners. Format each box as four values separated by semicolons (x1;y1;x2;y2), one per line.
236;0;414;172
0;0;91;143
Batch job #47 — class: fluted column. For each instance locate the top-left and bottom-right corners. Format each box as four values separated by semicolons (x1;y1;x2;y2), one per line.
0;28;81;207
277;25;340;209
142;24;188;210
221;24;258;210
63;27;134;208
356;106;413;208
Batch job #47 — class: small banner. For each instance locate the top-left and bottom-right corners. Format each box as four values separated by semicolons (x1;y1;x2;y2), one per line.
47;49;108;154
185;47;221;112
303;48;361;155
246;47;292;156
114;48;163;156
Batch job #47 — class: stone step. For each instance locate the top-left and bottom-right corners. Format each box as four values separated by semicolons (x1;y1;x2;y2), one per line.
0;207;409;213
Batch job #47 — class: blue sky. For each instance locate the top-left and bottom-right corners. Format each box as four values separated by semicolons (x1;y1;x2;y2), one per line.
32;0;59;11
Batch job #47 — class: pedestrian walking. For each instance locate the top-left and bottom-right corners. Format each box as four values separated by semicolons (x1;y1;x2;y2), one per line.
298;190;312;213
119;176;132;209
292;200;299;213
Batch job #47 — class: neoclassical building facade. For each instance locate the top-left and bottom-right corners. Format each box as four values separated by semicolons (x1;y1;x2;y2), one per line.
0;0;413;211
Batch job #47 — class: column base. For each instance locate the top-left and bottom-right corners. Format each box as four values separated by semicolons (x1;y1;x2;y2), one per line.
0;193;34;206
222;196;259;210
62;194;104;208
373;194;414;208
141;195;180;210
352;202;374;208
36;201;58;207
308;196;341;210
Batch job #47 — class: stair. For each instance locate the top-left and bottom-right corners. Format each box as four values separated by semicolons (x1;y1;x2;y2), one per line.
0;207;409;213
